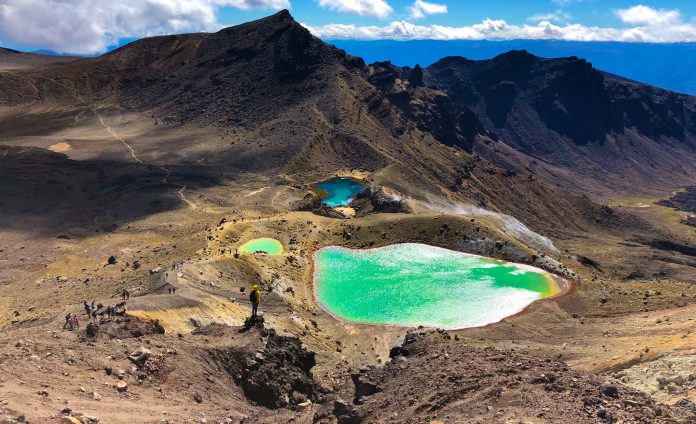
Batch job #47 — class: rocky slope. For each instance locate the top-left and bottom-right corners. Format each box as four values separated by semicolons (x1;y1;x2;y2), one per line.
344;330;696;423
365;51;696;198
423;52;696;196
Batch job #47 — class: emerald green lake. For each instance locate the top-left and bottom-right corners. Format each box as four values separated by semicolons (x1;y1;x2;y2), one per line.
239;238;284;254
314;243;562;329
313;178;365;207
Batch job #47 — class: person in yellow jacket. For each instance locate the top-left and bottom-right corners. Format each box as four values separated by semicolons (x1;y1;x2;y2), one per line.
249;284;261;318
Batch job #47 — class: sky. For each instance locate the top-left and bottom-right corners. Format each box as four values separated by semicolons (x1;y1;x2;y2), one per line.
1;0;696;54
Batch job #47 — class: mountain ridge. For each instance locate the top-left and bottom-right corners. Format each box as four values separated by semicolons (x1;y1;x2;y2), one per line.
330;38;696;95
1;10;695;202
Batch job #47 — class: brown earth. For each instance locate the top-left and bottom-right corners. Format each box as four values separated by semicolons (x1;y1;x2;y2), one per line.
1;9;696;424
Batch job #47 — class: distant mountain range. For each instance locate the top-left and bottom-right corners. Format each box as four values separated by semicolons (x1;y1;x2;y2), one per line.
11;36;696;95
329;39;696;95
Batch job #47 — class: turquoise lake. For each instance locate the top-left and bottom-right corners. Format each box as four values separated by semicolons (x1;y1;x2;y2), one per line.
313;178;365;207
239;238;284;254
314;243;563;329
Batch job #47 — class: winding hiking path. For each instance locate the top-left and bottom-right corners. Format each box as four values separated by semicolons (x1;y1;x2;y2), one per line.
158;165;198;210
95;112;198;211
31;75;198;210
96;112;142;164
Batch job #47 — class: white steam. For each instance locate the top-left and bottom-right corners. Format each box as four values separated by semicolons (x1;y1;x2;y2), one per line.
415;196;559;254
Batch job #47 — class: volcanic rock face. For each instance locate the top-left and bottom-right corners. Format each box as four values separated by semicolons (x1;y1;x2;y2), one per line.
418;51;696;194
208;325;324;409
366;60;486;151
423;51;696;149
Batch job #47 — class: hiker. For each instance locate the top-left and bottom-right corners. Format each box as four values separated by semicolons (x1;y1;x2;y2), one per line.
122;288;129;300
168;287;171;294
83;301;90;316
249;284;261;318
64;313;72;330
172;287;176;294
91;308;98;324
72;313;79;329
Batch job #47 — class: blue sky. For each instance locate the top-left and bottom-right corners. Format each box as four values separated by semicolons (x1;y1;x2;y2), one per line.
214;1;696;28
1;1;695;54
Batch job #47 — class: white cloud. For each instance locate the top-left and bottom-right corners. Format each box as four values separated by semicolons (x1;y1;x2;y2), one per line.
408;0;447;20
305;5;696;43
316;0;393;19
527;9;572;23
0;0;289;54
2;1;696;54
615;4;680;26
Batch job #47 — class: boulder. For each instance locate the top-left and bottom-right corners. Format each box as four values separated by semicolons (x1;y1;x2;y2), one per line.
600;381;619;398
149;266;163;275
115;381;128;393
128;347;151;367
85;323;99;338
297;400;312;409
334;398;360;424
351;373;380;403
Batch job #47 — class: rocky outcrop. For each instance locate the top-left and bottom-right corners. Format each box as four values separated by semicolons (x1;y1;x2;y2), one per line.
208;323;325;409
293;193;345;219
237;330;324;408
367;60;488;151
351;187;410;216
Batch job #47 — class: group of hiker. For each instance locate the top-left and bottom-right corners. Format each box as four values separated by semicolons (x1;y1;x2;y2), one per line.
63;294;128;330
62;280;263;330
84;300;123;323
63;313;80;330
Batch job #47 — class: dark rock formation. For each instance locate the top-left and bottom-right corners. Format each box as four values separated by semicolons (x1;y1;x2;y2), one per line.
352;187;410;216
293;193;345;219
208;323;324;409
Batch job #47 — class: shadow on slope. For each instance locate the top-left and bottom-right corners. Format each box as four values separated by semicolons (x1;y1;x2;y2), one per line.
0;146;220;236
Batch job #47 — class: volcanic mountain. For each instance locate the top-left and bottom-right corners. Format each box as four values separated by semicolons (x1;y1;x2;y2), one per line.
368;53;696;198
3;10;695;199
1;10;696;423
0;10;603;234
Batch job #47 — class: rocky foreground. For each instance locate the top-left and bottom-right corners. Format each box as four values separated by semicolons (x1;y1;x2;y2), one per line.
2;314;695;423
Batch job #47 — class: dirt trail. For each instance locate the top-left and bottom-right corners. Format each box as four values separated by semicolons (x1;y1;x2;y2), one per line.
31;75;145;166
94;110;198;210
95;112;142;164
157;165;198;210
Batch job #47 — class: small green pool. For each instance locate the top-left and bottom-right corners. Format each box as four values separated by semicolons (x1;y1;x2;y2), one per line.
313;177;365;207
239;238;284;255
314;243;563;329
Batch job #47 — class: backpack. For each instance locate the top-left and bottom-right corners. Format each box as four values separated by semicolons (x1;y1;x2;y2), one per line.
249;290;258;303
